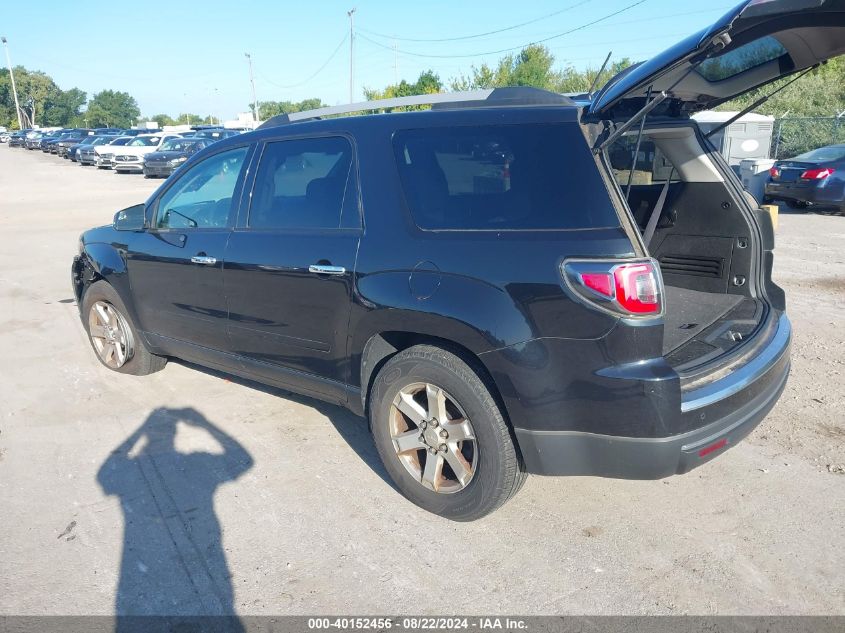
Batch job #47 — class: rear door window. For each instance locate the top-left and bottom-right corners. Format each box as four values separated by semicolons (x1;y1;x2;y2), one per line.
248;136;355;230
393;124;620;231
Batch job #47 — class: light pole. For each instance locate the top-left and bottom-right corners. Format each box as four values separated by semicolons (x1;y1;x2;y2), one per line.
245;53;258;124
212;87;219;126
347;8;356;103
1;36;23;130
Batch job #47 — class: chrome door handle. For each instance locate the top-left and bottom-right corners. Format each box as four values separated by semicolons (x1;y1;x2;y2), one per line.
191;255;217;265
308;264;346;276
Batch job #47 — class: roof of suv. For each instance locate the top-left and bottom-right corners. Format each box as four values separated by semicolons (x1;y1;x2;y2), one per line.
259;87;577;129
204;90;584;158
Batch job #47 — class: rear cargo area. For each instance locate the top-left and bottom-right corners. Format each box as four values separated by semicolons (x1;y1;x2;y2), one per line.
662;286;743;354
662;286;763;370
606;124;768;371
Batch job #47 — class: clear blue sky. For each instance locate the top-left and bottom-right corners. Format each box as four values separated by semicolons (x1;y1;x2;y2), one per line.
3;0;740;119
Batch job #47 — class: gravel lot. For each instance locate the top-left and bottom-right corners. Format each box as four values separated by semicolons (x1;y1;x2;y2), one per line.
0;146;843;616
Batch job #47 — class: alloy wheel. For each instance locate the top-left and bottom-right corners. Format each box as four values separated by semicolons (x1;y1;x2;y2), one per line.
389;382;478;494
88;301;134;369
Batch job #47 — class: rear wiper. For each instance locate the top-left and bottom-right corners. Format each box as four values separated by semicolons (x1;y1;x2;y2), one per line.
704;65;819;140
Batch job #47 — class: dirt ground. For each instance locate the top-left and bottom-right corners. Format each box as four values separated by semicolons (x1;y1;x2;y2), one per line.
0;146;842;616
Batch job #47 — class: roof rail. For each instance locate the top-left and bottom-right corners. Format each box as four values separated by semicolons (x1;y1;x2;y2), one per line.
258;87;575;129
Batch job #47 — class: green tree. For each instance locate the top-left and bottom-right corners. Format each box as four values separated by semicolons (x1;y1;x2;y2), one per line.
150;113;178;128
258;98;325;120
0;66;70;128
449;45;633;95
85;90;140;128
363;70;443;110
718;56;845;117
42;87;86;126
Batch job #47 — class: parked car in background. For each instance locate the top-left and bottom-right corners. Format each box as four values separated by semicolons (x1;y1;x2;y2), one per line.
57;132;94;158
74;135;119;165
0;131;10;143
91;127;124;136
70;134;117;161
112;134;180;173
47;131;82;154
8;130;31;147
94;136;134;169
24;131;47;149
189;128;241;142
142;137;212;178
41;130;72;152
765;144;845;212
120;129;160;137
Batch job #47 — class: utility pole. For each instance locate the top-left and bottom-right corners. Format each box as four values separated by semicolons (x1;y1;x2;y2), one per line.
348;8;356;103
392;37;398;85
1;37;23;130
245;52;258;124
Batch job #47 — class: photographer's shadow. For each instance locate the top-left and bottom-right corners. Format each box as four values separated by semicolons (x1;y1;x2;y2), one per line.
98;407;253;630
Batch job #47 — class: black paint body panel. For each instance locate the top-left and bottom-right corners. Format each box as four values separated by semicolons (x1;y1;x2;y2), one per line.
74;104;790;479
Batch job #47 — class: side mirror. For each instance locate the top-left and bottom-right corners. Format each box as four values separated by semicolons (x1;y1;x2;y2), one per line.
113;204;146;231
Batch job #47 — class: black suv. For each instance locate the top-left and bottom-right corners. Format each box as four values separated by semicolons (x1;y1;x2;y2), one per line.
72;1;843;520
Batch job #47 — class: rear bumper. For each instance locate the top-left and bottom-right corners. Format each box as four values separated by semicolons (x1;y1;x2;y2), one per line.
512;314;791;478
765;181;844;208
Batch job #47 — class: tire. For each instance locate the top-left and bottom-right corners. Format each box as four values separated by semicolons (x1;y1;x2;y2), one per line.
786;200;809;210
81;280;166;376
369;344;526;521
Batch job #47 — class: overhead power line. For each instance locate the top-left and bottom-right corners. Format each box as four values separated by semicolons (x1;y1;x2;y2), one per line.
356;0;649;60
259;33;349;90
358;0;591;43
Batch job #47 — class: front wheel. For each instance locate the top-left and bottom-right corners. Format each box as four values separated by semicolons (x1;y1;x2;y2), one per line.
81;281;166;376
369;345;525;521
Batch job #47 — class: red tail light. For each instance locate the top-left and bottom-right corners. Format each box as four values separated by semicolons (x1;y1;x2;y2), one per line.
800;167;834;180
562;259;663;317
769;166;780;178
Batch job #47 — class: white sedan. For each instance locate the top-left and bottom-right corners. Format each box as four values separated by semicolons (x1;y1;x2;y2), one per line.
111;134;182;173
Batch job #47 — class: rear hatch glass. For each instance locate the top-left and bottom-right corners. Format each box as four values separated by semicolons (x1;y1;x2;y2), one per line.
393;124;620;231
589;0;845;119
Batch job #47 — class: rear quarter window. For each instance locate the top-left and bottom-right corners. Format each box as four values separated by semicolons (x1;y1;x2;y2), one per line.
393;124;619;231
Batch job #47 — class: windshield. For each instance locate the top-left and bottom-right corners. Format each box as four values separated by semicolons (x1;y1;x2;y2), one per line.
790;146;845;163
109;137;132;146
91;137;115;146
128;137;160;147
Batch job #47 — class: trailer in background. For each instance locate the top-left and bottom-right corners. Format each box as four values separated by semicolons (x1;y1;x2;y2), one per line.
692;111;775;169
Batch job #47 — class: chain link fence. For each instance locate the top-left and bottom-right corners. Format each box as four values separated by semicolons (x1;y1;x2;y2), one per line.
772;115;845;159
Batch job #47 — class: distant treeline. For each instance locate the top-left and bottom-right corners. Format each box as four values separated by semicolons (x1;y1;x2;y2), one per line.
3;44;843;130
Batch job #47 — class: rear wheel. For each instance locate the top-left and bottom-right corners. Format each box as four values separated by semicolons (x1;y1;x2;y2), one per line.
81;281;166;376
369;345;525;521
786;200;810;210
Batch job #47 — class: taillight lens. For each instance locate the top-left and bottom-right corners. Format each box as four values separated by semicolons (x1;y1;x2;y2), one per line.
800;167;834;180
614;263;660;314
562;259;663;317
769;166;780;178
